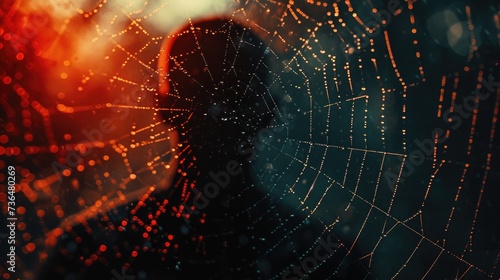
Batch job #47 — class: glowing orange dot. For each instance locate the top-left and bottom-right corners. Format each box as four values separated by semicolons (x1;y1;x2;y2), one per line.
99;245;107;252
60;72;68;79
50;145;59;153
24;146;33;154
64;134;72;141
2;76;12;84
47;233;60;246
26;242;36;252
18;222;26;231
103;155;109;161
17;206;26;215
129;174;137;180
56;210;64;218
62;169;71;177
77;198;85;206
24;133;33;142
167;234;174;240
16;53;24;60
77;165;84;172
22;232;31;241
131;251;138;257
56;104;66;112
37;209;45;217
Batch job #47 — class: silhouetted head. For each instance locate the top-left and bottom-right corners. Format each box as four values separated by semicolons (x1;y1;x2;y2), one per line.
158;18;274;159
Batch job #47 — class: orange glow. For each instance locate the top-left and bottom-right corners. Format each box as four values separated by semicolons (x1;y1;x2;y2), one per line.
26;242;36;252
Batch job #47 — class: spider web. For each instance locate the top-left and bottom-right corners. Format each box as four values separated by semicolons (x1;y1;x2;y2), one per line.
1;0;499;279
